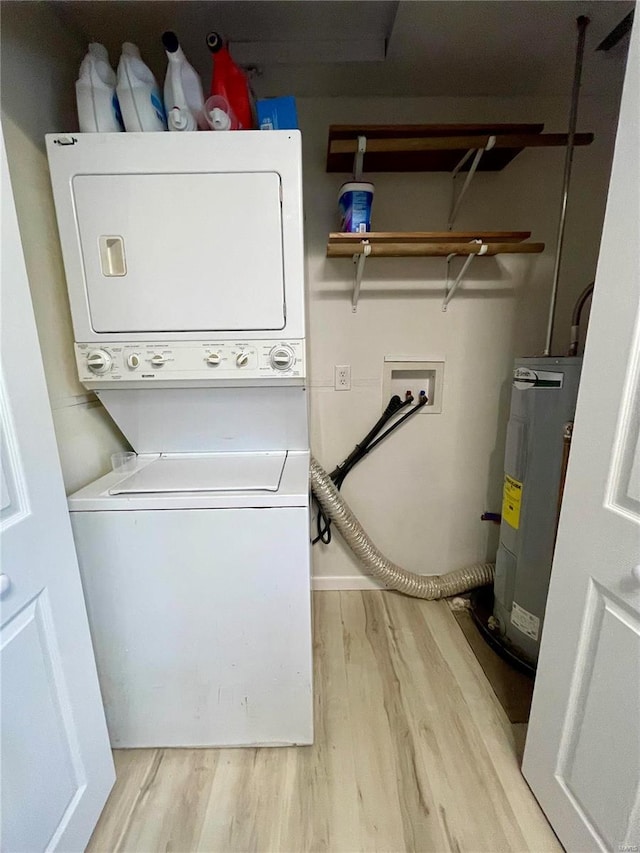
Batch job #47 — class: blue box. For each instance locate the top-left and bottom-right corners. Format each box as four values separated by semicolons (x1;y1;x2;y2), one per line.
257;96;298;130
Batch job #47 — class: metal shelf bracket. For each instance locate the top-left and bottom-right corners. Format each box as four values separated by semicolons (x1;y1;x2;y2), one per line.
353;135;367;181
448;135;496;229
442;240;488;311
352;240;371;312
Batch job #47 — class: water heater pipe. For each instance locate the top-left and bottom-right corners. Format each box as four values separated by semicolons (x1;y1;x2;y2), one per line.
310;456;494;599
568;281;594;355
543;16;590;356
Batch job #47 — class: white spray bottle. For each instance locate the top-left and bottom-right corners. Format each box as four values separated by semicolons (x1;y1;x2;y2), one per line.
75;43;123;132
162;31;205;131
116;42;167;132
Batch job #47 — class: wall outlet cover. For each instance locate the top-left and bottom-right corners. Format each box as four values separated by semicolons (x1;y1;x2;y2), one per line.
335;364;351;391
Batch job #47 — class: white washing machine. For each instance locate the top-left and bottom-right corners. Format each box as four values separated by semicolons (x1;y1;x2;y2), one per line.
46;132;313;747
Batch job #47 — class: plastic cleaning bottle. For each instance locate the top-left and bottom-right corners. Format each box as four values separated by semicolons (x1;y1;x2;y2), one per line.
75;43;123;132
116;42;167;132
162;31;205;132
205;32;254;130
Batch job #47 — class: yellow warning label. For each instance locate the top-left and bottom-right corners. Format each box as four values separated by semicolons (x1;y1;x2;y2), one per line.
502;474;523;529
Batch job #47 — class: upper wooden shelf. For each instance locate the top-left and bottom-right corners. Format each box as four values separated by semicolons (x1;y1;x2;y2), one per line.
326;124;594;173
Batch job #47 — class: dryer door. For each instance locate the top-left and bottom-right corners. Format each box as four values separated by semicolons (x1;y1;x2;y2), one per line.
72;171;285;334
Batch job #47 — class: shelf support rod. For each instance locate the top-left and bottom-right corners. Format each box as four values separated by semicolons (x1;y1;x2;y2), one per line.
442;241;488;311
543;16;589;355
353;135;367;181
352;240;371;312
451;147;475;178
448;135;496;230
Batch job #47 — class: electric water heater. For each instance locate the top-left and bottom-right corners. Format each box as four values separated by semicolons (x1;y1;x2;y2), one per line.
492;356;582;666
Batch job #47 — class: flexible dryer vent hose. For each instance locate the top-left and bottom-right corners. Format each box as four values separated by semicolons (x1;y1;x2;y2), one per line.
310;456;495;600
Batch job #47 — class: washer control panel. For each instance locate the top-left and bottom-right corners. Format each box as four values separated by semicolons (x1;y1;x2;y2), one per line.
75;340;305;383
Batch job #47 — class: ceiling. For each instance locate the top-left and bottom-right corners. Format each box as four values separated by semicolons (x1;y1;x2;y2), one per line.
49;0;633;97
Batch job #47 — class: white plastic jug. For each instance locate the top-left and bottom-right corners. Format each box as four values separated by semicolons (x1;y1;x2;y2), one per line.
76;43;123;133
162;31;205;132
116;42;167;132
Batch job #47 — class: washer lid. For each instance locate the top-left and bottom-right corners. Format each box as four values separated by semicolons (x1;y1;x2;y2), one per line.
109;451;286;495
68;450;309;511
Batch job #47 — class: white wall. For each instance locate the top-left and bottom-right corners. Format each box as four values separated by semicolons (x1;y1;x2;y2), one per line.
1;3;128;494
300;95;621;586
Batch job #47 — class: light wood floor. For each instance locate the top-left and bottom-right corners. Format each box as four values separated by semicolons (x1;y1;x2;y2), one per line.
87;591;560;853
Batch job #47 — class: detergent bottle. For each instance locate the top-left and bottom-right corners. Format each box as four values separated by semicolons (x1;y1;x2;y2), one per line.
205;32;254;130
162;31;205;131
116;42;167;132
75;43;123;132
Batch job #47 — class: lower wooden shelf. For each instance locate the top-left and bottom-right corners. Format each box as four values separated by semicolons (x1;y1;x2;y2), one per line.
326;232;546;312
327;232;545;258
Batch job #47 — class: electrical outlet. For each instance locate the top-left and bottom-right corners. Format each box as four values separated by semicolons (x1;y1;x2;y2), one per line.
334;364;351;391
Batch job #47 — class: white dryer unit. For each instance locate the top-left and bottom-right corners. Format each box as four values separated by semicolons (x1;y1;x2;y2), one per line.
46;132;313;748
46;132;305;345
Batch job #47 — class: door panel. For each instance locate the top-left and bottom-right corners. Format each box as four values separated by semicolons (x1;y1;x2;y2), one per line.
610;342;640;517
1;595;79;852
555;583;640;849
0;377;28;529
1;134;114;851
72;172;285;333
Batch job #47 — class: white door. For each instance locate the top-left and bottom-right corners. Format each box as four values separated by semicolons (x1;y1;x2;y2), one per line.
523;17;640;852
0;136;114;851
71;171;285;333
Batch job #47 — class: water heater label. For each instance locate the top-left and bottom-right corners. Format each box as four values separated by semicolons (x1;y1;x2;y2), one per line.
513;367;564;389
511;601;540;641
502;474;523;529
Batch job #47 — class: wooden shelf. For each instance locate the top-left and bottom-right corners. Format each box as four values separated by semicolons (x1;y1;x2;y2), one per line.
327;232;545;258
326;124;594;173
328;231;545;311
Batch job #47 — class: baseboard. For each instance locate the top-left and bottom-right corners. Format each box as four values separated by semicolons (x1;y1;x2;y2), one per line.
312;575;387;591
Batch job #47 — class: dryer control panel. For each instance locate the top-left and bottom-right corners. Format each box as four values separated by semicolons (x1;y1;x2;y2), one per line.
75;340;305;386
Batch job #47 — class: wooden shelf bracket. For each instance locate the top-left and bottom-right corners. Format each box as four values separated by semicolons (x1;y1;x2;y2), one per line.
443;240;488;311
448;135;496;229
352;239;371;311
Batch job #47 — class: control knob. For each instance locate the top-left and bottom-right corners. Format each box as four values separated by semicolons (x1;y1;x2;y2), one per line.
269;345;295;371
127;353;140;369
236;350;250;368
86;349;112;374
150;354;167;367
206;353;222;366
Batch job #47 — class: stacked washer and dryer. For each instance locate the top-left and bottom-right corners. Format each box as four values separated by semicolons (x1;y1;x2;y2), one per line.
46;131;313;747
